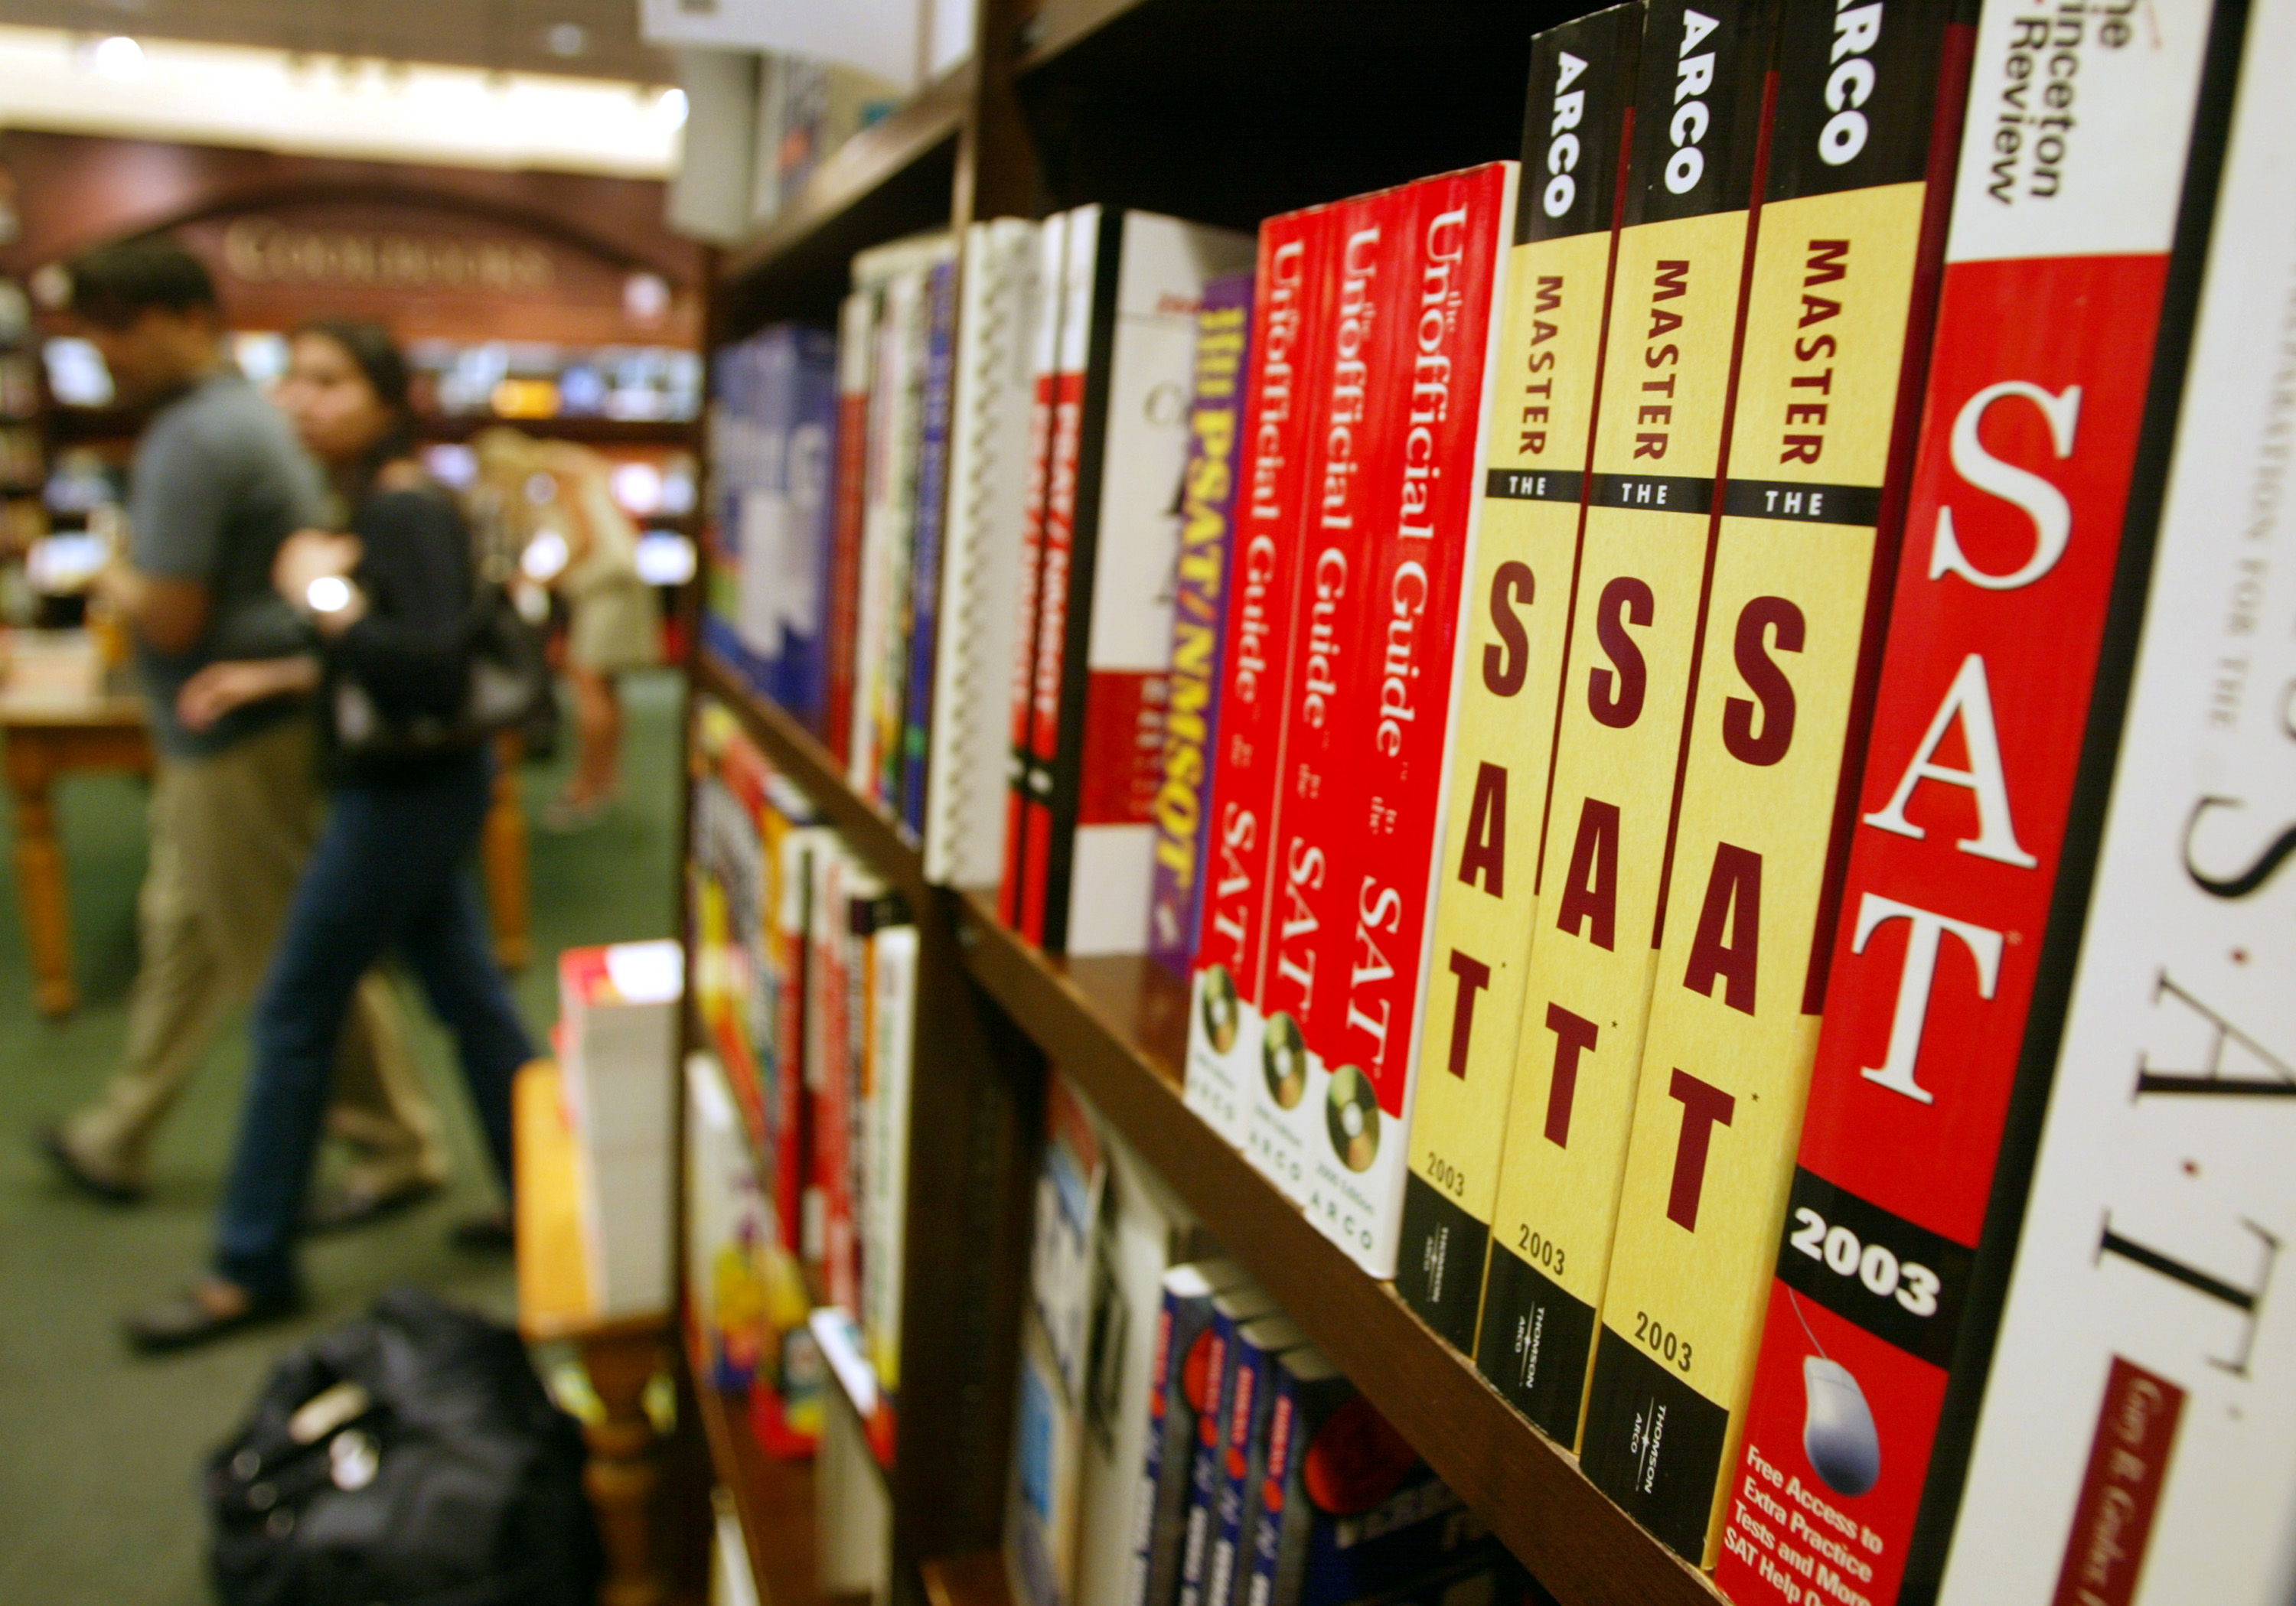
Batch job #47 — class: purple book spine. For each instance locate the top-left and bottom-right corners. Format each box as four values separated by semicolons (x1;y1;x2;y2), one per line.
1148;271;1256;978
899;257;960;836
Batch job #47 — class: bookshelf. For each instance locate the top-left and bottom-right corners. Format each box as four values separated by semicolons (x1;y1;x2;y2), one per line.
691;648;1721;1606
690;1334;827;1606
679;4;1738;1606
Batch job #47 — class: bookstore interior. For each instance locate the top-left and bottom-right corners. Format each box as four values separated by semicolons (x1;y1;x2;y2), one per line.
0;0;2290;1603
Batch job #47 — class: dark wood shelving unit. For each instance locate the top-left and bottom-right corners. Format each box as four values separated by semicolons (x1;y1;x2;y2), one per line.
691;1334;825;1606
718;64;975;333
690;647;1722;1606
695;650;927;911
682;5;1744;1604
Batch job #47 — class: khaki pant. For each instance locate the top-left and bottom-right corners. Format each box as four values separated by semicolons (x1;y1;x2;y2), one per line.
60;716;448;1192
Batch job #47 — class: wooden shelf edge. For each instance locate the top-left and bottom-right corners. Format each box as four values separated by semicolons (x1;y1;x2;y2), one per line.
951;891;1723;1606
720;64;975;292
690;1331;825;1606
694;650;929;909
921;1549;1011;1606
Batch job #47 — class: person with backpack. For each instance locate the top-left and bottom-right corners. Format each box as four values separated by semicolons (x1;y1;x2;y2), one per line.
126;320;539;1351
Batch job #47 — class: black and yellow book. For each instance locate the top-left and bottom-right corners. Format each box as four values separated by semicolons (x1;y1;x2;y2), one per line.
1394;2;1644;1357
1474;0;1779;1445
1576;0;1970;1565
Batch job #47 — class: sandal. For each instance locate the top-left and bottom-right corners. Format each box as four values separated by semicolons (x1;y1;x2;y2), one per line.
123;1280;301;1354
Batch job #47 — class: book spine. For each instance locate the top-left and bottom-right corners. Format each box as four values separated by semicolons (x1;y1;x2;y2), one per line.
1299;162;1520;1281
1208;1328;1290;1606
1049;218;1257;958
927;220;1043;889
784;329;843;736
1577;0;1969;1564
1178;1306;1244;1606
1185;209;1336;1149
1396;2;1643;1354
878;272;933;808
1476;0;1780;1444
1020;207;1117;949
827;291;876;766
1150;274;1258;976
1130;1278;1221;1606
1243;1368;1303;1606
820;856;864;1313
802;842;844;1272
902;257;960;838
726;335;783;700
1241;190;1397;1207
1248;1366;1362;1606
1933;2;2293;1601
1714;0;2236;1600
850;291;896;796
1002;215;1073;930
863;918;917;1398
774;825;820;1260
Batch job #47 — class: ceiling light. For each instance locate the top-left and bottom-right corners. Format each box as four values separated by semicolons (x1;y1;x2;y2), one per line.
653;86;688;129
85;34;145;80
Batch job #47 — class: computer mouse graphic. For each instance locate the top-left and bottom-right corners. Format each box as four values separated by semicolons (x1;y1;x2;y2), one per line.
1802;1355;1880;1497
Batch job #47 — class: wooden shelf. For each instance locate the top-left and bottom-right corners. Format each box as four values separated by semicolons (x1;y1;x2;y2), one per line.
695;649;930;911
718;66;974;336
693;644;1724;1604
691;1334;825;1606
921;1551;1011;1606
952;893;1723;1606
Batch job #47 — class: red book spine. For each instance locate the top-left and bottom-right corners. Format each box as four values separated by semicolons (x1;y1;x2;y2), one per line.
774;852;809;1261
1019;363;1089;946
1717;2;2229;1597
1184;207;1336;1147
998;226;1065;932
826;324;872;767
1247;189;1401;1200
1300;166;1517;1273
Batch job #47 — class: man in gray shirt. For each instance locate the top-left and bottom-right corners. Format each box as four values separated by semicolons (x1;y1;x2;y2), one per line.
42;238;448;1219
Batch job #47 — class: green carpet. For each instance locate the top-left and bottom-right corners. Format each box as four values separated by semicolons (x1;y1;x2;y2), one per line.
0;669;684;1605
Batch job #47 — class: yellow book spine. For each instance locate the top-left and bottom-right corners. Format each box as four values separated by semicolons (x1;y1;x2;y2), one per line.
1476;192;1760;1443
1396;191;1635;1358
1582;163;1941;1561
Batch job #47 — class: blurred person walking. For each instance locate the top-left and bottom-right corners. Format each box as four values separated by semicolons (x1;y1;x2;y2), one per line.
473;429;660;830
41;238;448;1223
126;321;536;1350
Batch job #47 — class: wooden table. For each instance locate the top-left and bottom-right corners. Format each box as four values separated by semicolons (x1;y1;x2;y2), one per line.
515;1058;671;1606
0;631;531;1015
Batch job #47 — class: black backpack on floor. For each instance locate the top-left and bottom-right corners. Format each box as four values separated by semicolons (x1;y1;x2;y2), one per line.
206;1286;604;1606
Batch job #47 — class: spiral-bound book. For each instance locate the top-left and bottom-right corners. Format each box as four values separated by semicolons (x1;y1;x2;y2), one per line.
924;218;1045;889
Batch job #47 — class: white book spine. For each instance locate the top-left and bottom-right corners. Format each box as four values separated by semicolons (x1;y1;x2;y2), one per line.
926;217;1044;888
1938;1;2296;1598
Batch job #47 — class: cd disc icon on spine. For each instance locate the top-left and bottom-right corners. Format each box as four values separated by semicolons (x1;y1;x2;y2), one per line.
1326;1067;1378;1171
1263;1012;1307;1109
1200;964;1240;1054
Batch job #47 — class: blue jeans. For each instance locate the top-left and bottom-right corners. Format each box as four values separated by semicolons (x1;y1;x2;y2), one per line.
216;748;533;1301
